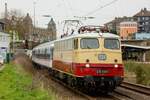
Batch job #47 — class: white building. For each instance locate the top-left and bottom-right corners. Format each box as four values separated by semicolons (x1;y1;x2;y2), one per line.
0;32;10;61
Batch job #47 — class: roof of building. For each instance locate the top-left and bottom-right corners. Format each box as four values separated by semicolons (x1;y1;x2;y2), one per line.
105;17;134;25
23;13;32;23
121;44;150;50
0;31;10;36
120;21;137;25
33;41;54;50
48;18;56;26
0;19;5;23
133;33;150;40
134;8;150;17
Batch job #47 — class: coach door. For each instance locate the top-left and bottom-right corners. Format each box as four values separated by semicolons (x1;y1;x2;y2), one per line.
49;47;54;68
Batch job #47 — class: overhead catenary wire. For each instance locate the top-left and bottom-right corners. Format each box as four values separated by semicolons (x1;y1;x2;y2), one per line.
84;0;119;16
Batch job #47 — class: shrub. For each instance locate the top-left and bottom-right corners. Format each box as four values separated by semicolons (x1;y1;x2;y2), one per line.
135;66;145;84
124;62;150;86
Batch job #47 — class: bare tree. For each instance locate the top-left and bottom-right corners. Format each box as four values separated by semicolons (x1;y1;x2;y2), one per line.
5;9;27;39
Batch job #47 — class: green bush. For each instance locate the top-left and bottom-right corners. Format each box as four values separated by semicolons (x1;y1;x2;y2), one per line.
135;65;145;84
125;62;150;86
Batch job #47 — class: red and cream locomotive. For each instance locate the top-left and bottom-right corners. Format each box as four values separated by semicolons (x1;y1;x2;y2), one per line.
32;25;124;93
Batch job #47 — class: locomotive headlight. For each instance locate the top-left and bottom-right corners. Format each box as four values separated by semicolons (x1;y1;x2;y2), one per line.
114;64;118;68
85;64;90;68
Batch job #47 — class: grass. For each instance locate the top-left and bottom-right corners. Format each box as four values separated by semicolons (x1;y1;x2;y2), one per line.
0;63;56;100
124;61;150;86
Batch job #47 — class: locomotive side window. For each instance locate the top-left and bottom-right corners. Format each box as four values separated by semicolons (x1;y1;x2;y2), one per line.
74;38;78;49
80;38;99;49
104;38;120;49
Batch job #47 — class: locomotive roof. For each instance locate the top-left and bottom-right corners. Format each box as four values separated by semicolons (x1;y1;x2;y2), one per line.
33;32;119;50
33;41;54;50
56;32;119;42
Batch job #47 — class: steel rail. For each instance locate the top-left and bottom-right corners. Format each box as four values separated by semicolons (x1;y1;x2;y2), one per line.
34;67;97;100
121;81;150;95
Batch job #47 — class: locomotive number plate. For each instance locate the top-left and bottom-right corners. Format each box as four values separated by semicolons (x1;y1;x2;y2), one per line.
96;69;109;74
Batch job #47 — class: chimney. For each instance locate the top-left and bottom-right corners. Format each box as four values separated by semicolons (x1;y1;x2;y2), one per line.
4;3;8;19
144;8;147;11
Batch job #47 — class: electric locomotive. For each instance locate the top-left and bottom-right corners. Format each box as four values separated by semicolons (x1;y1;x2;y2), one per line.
32;25;124;93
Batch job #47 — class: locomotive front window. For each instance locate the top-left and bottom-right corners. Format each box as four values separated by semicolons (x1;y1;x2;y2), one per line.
104;38;120;49
80;38;99;49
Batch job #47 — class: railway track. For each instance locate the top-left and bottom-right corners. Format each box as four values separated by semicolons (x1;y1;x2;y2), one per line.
32;66;150;100
33;67;135;100
121;81;150;96
113;81;150;100
110;91;133;100
35;68;97;100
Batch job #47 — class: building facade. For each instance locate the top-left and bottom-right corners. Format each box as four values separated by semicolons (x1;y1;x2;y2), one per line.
120;21;138;39
105;17;135;35
47;18;56;41
23;13;57;43
0;32;10;61
0;19;5;32
23;13;33;39
133;8;150;33
132;32;150;40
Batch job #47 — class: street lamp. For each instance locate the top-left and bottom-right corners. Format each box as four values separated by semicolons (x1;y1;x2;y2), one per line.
33;0;37;35
42;15;53;40
31;0;38;48
74;16;95;20
33;0;39;35
43;15;51;18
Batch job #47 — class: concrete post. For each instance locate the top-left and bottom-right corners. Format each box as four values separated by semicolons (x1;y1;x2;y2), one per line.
143;52;146;62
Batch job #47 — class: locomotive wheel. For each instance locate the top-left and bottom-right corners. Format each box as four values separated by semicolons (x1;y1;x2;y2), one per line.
67;75;74;87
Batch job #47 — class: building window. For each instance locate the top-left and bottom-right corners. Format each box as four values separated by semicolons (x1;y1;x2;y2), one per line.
142;17;145;20
0;25;2;31
142;27;145;31
145;17;149;20
142;22;145;25
145;22;149;25
138;17;141;21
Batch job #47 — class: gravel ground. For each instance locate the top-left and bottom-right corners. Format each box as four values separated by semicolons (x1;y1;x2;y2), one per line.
13;54;86;100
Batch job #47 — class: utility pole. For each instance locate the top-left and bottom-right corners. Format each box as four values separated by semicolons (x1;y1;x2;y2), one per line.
32;0;37;49
33;1;36;35
43;15;53;41
4;2;8;32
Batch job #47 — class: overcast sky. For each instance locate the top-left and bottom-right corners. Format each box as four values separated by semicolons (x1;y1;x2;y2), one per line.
0;0;150;28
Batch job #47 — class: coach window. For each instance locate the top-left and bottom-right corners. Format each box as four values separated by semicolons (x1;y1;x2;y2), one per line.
45;48;47;58
46;48;50;59
104;38;120;49
74;38;78;49
50;47;54;60
80;38;99;49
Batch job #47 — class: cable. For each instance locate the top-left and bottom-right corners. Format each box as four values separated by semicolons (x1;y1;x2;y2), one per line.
84;0;119;16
